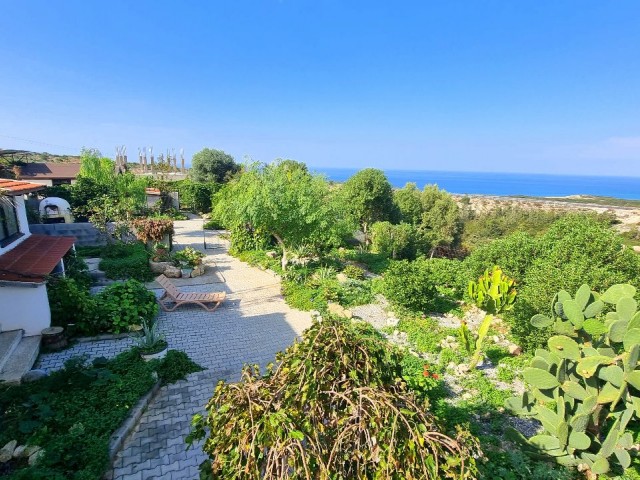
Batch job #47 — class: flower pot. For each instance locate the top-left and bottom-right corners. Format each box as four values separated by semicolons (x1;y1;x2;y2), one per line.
140;345;168;362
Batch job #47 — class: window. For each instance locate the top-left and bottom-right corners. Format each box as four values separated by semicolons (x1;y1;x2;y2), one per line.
0;196;22;247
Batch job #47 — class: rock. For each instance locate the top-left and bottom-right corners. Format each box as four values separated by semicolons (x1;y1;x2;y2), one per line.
456;364;470;375
327;302;353;319
336;273;348;284
191;264;205;278
22;369;48;383
447;362;456;370
164;265;181;278
386;317;399;327
634;246;640;253
149;260;173;274
310;310;321;317
492;336;500;343
23;446;41;458
265;250;279;258
0;441;17;463
28;449;44;466
12;445;25;459
508;344;523;356
462;392;473;401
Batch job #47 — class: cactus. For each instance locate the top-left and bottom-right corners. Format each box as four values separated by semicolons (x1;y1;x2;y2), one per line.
506;283;640;477
467;266;517;368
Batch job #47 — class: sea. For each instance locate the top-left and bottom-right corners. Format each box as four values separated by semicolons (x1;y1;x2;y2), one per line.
312;168;640;200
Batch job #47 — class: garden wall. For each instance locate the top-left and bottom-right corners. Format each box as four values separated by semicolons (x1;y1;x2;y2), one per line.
29;222;107;246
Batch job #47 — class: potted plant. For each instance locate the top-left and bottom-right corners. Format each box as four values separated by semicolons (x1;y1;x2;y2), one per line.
152;242;169;261
134;319;168;361
173;247;205;277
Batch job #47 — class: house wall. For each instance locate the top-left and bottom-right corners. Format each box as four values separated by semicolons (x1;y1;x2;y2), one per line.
0;195;32;256
19;179;53;187
0;283;50;336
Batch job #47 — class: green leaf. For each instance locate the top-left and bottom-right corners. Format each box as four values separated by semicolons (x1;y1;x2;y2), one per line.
575;284;592;310
597;382;619;404
591;457;610;474
561;381;588;400
289;430;304;441
601;284;636;304
529;435;560;451
576;356;614;378
583;300;604;319
614;449;631;469
531;314;554;329
598;365;624;387
568;431;591;450
617;297;638;322
623;328;640;353
523;368;560;389
608;320;628;343
562;299;584;326
548;336;580;361
625;370;640;390
583;318;608;336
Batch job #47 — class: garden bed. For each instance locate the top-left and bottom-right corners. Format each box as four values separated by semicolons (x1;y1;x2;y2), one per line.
0;349;201;479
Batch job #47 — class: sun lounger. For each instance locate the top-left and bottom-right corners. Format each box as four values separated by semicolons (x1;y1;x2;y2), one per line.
155;274;226;312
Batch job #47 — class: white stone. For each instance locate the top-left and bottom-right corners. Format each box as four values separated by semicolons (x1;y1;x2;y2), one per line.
336;273;348;284
0;440;17;463
12;445;26;459
508;344;523;356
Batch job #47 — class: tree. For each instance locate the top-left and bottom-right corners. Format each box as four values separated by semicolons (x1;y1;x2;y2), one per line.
370;221;417;260
214;160;345;269
339;168;396;245
393;182;423;225
190;148;239;183
419;184;461;254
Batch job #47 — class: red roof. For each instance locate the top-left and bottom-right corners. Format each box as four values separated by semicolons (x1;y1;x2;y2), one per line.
145;187;161;195
0;235;76;283
0;179;45;195
16;162;81;180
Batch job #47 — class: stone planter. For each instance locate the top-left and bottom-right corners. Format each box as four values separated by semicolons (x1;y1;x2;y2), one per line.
140;345;168;362
41;327;67;350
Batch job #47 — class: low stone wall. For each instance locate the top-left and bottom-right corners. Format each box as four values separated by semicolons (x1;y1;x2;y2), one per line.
29;223;107;246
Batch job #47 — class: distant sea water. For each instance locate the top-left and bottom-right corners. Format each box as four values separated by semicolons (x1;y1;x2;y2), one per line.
312;168;640;200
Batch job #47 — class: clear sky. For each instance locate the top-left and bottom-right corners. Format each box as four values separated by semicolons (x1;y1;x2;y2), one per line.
1;1;639;175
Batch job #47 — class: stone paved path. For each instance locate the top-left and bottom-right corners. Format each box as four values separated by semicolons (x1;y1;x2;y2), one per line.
37;219;312;479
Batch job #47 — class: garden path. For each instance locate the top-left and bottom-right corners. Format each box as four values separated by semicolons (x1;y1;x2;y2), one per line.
38;218;312;479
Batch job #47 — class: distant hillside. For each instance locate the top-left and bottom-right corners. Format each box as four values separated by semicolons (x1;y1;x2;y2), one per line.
0;149;80;164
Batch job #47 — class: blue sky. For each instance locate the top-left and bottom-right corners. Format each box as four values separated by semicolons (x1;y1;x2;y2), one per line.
1;1;639;175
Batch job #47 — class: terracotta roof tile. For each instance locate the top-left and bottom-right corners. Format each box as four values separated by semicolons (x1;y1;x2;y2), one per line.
0;235;76;283
0;178;46;195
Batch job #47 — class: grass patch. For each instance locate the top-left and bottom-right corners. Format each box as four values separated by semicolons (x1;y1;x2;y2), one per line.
98;242;153;281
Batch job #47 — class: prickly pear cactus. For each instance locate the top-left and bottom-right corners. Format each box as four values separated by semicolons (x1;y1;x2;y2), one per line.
467;266;517;368
506;283;640;476
467;266;517;316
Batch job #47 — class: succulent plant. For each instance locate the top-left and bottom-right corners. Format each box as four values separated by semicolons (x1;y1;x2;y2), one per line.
466;266;517;368
506;283;640;476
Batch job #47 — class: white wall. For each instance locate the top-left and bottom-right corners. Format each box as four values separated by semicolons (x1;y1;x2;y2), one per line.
0;284;50;336
19;179;53;187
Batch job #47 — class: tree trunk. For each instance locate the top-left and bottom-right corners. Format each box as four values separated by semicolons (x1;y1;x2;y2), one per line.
273;233;287;270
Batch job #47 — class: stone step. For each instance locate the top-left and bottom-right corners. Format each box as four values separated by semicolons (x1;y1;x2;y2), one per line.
0;329;23;374
0;336;41;384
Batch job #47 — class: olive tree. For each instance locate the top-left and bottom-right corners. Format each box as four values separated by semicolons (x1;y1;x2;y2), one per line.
393;182;423;225
214;160;345;269
339;168;396;245
420;184;461;254
191;148;239;183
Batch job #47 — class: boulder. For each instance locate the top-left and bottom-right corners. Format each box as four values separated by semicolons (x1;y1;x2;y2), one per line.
149;260;173;274
164;265;181;278
508;344;523;356
265;250;279;259
28;449;44;466
336;273;349;284
12;445;26;459
191;264;205;278
0;440;17;463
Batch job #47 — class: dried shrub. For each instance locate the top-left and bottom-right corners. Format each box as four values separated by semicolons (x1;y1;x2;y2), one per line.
188;318;478;479
130;218;174;244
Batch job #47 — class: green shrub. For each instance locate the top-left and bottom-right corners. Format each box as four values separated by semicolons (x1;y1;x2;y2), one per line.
462;231;538;292
342;263;365;280
401;353;446;401
176;179;218;213
188;318;477;479
370;221;418;259
95;280;158;333
381;259;438;312
151;350;203;384
47;277;103;334
99;242;152;281
62;249;92;289
337;279;375;307
75;245;104;258
511;215;640;349
203;218;224;230
228;225;272;254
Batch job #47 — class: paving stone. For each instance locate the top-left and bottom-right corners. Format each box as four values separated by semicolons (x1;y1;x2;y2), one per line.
39;219;312;480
